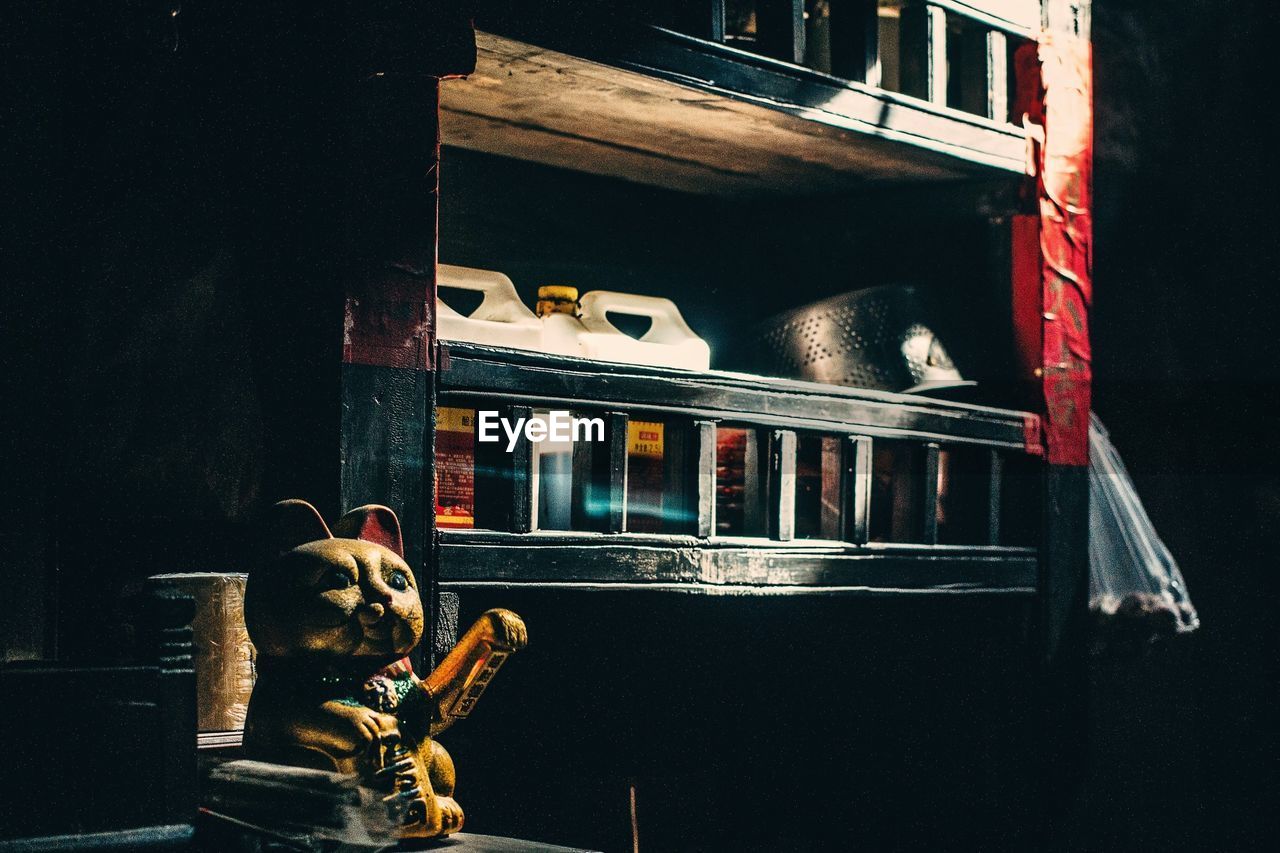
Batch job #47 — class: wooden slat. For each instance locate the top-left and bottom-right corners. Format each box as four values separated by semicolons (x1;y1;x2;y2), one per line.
857;0;883;87
987;29;1009;122
987;449;1004;545
608;412;629;533
509;405;535;533
695;420;718;538
922;441;941;544
770;430;797;541
710;0;726;42
926;4;949;107
845;435;873;545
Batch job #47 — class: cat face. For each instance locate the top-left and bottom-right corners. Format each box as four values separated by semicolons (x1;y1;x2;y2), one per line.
246;501;424;662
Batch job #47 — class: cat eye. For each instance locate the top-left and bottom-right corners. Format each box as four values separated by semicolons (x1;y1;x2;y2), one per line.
387;570;410;591
321;569;355;591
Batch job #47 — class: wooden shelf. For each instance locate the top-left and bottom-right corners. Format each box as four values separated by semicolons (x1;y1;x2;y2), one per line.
440;28;1028;196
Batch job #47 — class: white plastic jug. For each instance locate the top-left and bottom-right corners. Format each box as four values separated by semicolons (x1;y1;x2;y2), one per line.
437;264;543;350
577;291;711;371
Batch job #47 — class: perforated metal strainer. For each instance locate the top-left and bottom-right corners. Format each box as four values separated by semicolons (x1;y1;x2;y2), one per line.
753;285;973;394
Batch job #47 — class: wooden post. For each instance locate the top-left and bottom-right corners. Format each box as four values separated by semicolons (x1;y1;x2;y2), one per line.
340;78;440;585
340;3;478;664
1019;0;1093;839
1017;0;1094;650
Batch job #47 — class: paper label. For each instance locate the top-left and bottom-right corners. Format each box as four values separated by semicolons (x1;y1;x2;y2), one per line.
435;407;476;528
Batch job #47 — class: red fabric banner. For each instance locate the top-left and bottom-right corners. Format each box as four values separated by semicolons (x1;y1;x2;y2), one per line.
1015;34;1093;466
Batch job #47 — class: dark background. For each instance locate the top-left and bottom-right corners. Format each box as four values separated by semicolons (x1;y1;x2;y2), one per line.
3;0;1278;849
1076;0;1278;849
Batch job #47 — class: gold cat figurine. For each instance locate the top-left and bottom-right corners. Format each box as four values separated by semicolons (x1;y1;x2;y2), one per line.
243;499;527;838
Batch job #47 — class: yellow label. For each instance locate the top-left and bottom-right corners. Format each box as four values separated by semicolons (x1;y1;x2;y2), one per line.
628;420;664;459
437;406;475;434
435;407;476;529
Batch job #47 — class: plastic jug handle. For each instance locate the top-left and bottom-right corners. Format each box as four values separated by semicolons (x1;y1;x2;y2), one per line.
437;264;538;324
577;291;699;345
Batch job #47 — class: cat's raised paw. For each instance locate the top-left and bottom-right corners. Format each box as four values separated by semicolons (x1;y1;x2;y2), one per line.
483;608;528;651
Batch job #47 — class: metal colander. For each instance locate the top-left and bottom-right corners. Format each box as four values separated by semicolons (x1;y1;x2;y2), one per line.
753;286;971;394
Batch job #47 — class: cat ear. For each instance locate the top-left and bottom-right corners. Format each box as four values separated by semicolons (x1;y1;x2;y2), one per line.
334;505;404;558
269;499;333;553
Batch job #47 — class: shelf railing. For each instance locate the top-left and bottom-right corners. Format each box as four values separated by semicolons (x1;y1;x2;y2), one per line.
651;0;1038;123
433;343;1043;593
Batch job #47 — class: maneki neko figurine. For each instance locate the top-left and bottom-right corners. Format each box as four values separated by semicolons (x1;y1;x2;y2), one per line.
243;499;527;838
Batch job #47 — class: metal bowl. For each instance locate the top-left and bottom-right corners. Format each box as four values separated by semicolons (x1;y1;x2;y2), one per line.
752;285;973;394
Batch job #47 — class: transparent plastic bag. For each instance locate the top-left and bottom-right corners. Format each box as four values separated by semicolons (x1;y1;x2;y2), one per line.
1089;414;1199;653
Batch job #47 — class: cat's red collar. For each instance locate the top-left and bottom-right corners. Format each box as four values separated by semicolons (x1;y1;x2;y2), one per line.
376;657;414;678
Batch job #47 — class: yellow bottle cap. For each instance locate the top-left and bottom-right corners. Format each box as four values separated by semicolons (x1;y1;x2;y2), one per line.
538;285;578;301
536;285;579;316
